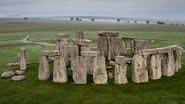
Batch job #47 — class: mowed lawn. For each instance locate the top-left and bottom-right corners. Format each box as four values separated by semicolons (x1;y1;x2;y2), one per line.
0;19;185;104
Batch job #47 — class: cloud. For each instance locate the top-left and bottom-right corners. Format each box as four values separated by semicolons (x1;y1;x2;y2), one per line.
0;0;185;18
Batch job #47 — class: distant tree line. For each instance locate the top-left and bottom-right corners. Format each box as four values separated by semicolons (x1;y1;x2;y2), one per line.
157;21;165;24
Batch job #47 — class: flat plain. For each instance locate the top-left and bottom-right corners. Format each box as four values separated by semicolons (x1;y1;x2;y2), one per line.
0;19;185;104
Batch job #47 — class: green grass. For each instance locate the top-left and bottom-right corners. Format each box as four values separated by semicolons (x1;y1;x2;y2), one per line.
0;20;185;104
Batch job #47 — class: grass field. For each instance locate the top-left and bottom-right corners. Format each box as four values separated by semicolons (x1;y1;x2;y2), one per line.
0;19;185;104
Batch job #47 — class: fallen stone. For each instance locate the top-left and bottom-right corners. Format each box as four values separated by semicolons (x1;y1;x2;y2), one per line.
11;75;25;81
15;70;25;75
1;71;15;78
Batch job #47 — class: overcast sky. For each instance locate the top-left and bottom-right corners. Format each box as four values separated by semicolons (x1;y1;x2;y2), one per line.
0;0;185;19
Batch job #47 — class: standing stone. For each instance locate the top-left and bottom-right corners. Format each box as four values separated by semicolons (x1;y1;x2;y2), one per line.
93;56;108;84
161;51;175;77
109;37;126;60
114;56;128;84
71;45;79;71
19;48;26;71
132;54;149;83
97;36;108;60
72;56;87;84
56;34;69;65
97;32;126;61
174;50;182;72
122;36;135;54
149;54;162;80
75;31;84;40
81;51;100;75
52;50;67;83
38;50;50;81
71;39;92;71
135;40;149;52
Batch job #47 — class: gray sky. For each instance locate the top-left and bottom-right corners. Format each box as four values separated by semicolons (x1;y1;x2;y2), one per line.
0;0;185;19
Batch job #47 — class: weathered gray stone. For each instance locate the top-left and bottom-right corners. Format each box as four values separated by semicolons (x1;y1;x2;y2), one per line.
52;50;67;83
97;36;108;59
75;31;84;40
114;56;128;84
149;54;162;80
174;50;182;72
81;51;100;75
1;71;15;78
81;51;100;57
97;32;126;61
137;45;183;56
38;50;50;81
11;75;25;81
132;54;149;83
98;32;119;37
135;40;149;52
122;36;135;54
19;48;26;71
71;45;79;71
56;34;69;41
72;56;87;84
162;51;175;77
93;56;108;84
56;34;69;65
72;39;92;46
15;70;25;75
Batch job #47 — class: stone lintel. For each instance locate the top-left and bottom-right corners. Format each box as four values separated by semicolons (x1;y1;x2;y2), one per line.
136;45;183;55
122;36;135;41
41;50;49;56
97;32;119;37
56;34;69;40
81;51;100;57
72;39;92;46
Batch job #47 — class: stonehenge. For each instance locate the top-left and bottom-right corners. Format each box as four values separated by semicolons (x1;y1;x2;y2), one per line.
35;32;183;85
1;32;183;85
